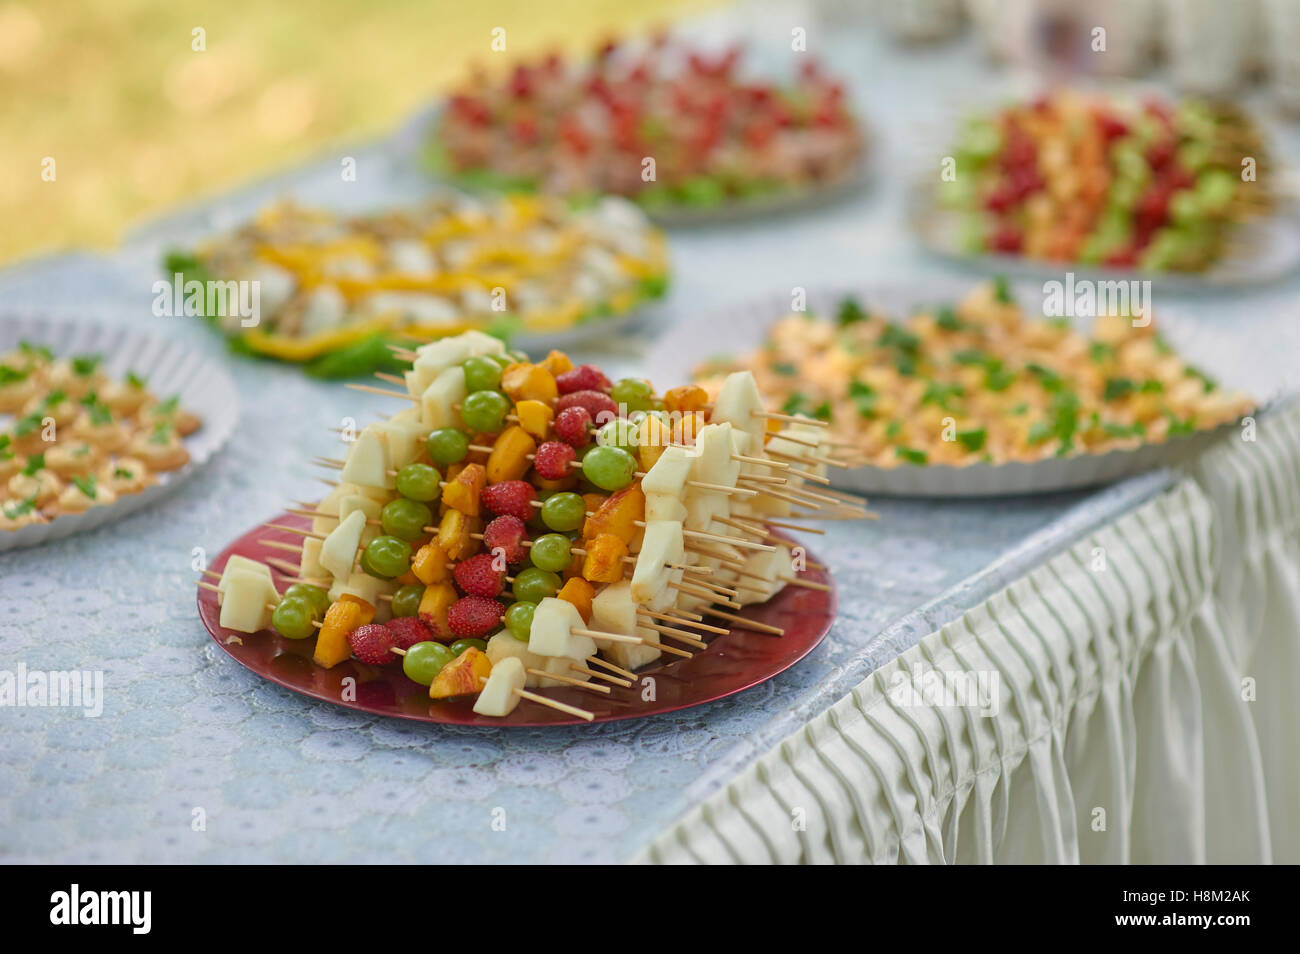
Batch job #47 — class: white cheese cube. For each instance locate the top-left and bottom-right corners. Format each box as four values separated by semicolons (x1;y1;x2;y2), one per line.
630;521;683;604
319;509;366;581
217;555;273;604
218;567;279;633
486;631;544;688
420;365;467;430
472;656;526;717
340;425;394;491
527;597;597;659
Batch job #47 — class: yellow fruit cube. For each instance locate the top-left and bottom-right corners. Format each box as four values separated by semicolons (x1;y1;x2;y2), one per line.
557;576;595;622
514;399;554;440
501;363;558;403
314;600;364;669
411;540;450;584
429;647;492;699
581;533;628;584
437;509;473;560
442;462;485;516
486;425;536;484
417;581;458;640
542;349;574;376
637;414;670;472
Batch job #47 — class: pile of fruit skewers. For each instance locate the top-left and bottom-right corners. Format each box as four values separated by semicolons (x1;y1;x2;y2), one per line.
164;193;669;377
202;330;868;721
938;92;1274;271
432;35;864;212
695;280;1254;468
1;341;200;531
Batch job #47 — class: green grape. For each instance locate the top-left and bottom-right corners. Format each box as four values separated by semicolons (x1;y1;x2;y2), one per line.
426;428;469;466
513;567;561;603
282;583;329;617
610;377;654;412
581;445;636;491
490;354;513;369
402;641;455;685
381;498;432;542
530;533;572;571
390;583;426;618
462;356;503;393
595;418;638;452
272;596;316;640
504;600;536;641
395;463;442;503
361;535;412;580
449;638;488;657
461;389;511;433
540;492;586;532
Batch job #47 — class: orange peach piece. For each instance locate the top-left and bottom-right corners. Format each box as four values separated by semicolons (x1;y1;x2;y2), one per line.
557;576;595;622
486;425;536;484
429;647;492;698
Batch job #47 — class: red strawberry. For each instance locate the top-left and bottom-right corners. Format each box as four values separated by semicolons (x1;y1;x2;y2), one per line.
453;552;505;598
989;224;1023;253
483;514;528;564
555;389;618;426
554;406;593;448
533;441;576;480
448;596;504;639
555;364;611;394
386;616;432;651
349;624;398;665
480;480;538;522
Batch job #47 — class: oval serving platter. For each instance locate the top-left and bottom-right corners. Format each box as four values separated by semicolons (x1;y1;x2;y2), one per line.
200;512;837;727
645;281;1265;498
0;316;239;552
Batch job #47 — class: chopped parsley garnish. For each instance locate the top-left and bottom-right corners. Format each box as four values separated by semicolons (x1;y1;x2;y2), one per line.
1102;421;1146;438
935;306;965;332
771;362;797;376
836;297;868;326
1103;377;1136;402
2;495;37;519
1184;366;1217;392
149;421;174;445
922;381;964;410
88;402;114;427
992;275;1014;304
879;325;921;356
780;393;810;416
849;380;877;418
113;466;134;479
14;411;42;437
43;390;66;407
0;365;28;384
126;371;147;389
895;447;928;465
1008;402;1029;416
1168;414;1199;437
22;453;45;476
953;348;992;367
1140;379;1164;394
0;435;10;460
812;401;832;422
155;395;181;415
1026;363;1063;392
984;365;1015;392
18;341;52;361
1088;342;1115;363
885;420;903;440
72;475;98;498
71;354;102;376
894;354;917;377
956;428;987;452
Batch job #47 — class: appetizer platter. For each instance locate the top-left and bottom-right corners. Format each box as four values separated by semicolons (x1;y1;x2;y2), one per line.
198;330;869;724
0;317;238;551
163;192;670;377
416;35;869;226
912;91;1300;286
652;280;1255;497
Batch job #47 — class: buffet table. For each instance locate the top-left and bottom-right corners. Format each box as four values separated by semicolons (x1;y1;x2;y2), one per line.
2;8;1297;864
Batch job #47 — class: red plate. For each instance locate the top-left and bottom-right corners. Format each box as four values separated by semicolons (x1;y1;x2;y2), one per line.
200;511;836;726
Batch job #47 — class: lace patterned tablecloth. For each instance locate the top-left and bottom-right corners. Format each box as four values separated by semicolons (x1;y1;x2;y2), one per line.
2;11;1298;862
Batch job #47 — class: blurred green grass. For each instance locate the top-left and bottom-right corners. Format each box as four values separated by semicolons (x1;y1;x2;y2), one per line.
0;0;711;264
